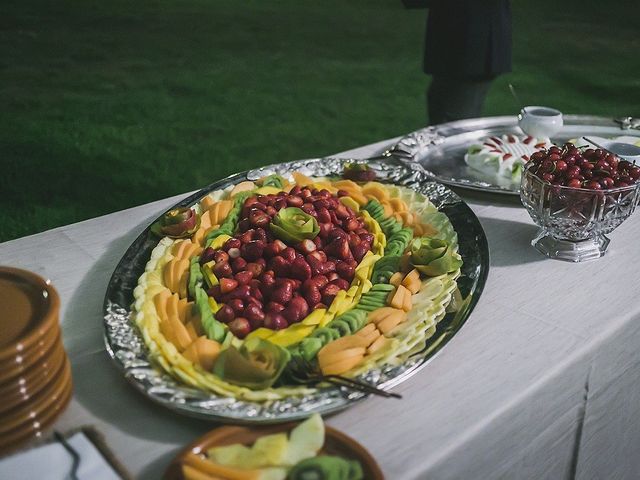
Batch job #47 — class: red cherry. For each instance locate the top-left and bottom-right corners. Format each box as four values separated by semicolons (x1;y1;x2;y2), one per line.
566;166;581;179
629;166;640;180
567;179;582;189
555;160;568;172
586;181;602;190
601;177;615;189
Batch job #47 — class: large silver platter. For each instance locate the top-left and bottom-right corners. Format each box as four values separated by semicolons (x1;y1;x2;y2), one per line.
396;115;640;196
103;158;489;424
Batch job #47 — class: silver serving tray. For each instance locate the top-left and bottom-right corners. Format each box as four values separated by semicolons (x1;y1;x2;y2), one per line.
399;115;640;196
103;158;489;424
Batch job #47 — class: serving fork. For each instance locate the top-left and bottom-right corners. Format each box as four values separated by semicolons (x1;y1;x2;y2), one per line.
287;356;402;399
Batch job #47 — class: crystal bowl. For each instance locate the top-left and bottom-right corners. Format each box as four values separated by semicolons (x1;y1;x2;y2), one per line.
520;163;640;262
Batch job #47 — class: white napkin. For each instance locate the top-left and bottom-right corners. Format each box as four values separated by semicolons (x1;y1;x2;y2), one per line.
0;432;122;480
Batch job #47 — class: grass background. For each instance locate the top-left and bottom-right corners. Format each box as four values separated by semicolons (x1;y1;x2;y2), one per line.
2;0;639;241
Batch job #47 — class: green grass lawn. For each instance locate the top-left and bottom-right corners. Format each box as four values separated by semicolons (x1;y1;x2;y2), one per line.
2;0;639;241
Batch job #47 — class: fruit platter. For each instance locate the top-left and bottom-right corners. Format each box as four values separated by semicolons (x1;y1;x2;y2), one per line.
405;115;640;195
103;157;488;423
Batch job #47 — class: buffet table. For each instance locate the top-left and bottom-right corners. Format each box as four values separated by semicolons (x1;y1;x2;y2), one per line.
2;136;640;479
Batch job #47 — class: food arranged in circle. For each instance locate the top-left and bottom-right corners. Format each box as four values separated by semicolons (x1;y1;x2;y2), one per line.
464;134;553;183
132;164;462;401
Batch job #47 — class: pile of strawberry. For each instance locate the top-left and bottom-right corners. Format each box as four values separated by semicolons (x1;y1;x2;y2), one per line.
200;186;375;338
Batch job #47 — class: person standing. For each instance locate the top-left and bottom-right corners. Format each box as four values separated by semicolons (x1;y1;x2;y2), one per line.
403;0;512;125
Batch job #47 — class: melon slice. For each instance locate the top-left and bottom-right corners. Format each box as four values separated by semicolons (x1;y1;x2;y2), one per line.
367;335;388;354
181;464;223;480
153;289;172;321
177;298;189;323
183;336;221;370
318;337;368;361
182;453;261;480
200;195;216;211
377;312;404;335
367;307;398;323
401;269;421;294
402;287;412;312
389;272;403;287
388;286;409;310
320;354;365;376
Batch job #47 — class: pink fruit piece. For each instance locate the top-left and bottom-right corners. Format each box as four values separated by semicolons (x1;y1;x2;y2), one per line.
207;284;222;301
321;283;341;306
326;272;339;282
199;247;216;265
296;239;316;254
249;209;270;228
286;195;304;207
241;240;265;262
244;304;265;323
334;204;350;220
317;208;331;224
282;296;310;324
321;260;336;275
227;285;251;300
213;250;230;264
344;218;360;232
215;304;235;323
269;256;291;277
332;278;350;291
318;222;333;239
231;257;248;273
223;238;241;251
310;274;329;289
271;283;293;304
290;257;312;281
263;243;280;259
336;260;355;280
348;233;361;249
302;284;322;307
235;270;253;285
245;262;265;278
266;301;285;313
220;278;239;294
228;298;245;313
228;318;251;338
264;313;288;330
213;261;233;279
351;243;369;262
281;247;297;263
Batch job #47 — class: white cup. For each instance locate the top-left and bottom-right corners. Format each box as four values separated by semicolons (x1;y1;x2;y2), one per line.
518;106;563;138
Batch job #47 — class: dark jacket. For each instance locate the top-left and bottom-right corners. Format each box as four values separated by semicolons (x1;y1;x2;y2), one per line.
403;0;512;78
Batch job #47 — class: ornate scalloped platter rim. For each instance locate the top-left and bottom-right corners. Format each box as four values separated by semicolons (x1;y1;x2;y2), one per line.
403;115;640;196
103;157;489;424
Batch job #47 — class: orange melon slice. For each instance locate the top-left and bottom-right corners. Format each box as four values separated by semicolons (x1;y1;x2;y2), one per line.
367;307;399;324
402;269;421;294
183;453;261;480
367;335;388;354
389;272;403;288
320;354;365;376
182;464;223;480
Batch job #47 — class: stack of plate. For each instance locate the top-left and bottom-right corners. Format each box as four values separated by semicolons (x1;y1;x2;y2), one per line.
0;267;72;455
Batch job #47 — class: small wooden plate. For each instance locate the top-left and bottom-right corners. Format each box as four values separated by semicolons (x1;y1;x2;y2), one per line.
164;422;384;480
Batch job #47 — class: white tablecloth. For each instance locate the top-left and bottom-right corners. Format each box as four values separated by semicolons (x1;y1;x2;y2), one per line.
2;137;640;479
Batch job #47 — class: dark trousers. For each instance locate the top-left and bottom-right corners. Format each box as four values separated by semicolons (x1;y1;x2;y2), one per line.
427;75;495;125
